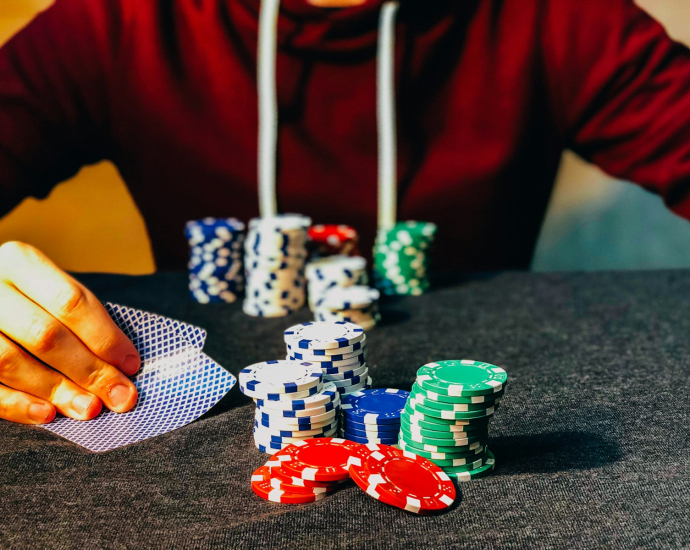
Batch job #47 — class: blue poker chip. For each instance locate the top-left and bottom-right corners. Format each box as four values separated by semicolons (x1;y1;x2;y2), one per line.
256;413;338;431
253;420;339;439
341;419;401;436
287;355;365;371
341;431;399;445
341;389;410;425
288;340;364;357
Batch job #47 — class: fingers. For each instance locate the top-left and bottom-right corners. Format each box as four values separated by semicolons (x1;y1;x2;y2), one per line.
0;333;103;420
0;282;138;413
0;241;141;376
0;384;56;425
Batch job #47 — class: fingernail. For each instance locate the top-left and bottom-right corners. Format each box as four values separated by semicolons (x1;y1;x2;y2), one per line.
72;394;94;415
29;403;54;423
120;353;141;375
109;384;133;408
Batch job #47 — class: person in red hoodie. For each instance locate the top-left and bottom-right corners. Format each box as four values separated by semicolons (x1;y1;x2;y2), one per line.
1;0;689;425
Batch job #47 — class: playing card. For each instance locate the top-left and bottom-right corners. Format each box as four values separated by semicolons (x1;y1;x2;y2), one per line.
40;303;235;452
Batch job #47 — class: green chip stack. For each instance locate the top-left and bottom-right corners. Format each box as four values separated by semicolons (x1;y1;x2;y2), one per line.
398;359;508;481
373;221;437;296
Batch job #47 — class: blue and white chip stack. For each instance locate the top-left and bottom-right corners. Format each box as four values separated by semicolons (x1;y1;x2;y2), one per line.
239;359;341;454
184;217;245;304
284;321;372;398
243;214;311;317
306;256;381;330
339;388;409;446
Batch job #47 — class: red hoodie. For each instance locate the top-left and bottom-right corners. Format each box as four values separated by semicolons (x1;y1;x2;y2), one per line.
2;0;690;272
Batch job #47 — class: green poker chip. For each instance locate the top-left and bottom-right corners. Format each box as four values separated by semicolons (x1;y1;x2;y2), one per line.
439;455;488;473
400;433;489;454
409;391;501;412
412;383;505;404
403;404;492;427
416;360;508;397
444;448;496;481
408;398;498;420
398;439;487;460
420;447;487;468
401;417;488;438
400;424;486;448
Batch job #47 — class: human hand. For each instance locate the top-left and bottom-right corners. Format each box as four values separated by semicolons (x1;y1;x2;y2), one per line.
0;242;140;424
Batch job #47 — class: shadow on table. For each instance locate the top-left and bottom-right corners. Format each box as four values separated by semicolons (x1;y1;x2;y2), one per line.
199;386;251;421
490;431;622;475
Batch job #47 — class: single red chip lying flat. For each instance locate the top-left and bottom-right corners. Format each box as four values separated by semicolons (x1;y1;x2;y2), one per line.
347;443;456;514
265;457;349;489
308;225;360;256
277;437;362;482
251;465;328;504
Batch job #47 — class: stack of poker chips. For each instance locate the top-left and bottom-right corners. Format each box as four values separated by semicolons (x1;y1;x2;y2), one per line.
250;438;360;504
243;214;311;317
307;224;360;257
184;217;245;304
306;255;368;309
284;321;372;397
239;360;341;454
250;438;458;514
398;360;507;482
339;388;409;445
316;286;381;331
373;221;437;296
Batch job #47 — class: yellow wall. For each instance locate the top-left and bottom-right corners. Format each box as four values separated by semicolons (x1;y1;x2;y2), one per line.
0;0;688;274
0;0;155;274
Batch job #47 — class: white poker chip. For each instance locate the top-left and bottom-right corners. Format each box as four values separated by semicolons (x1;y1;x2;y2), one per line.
239;360;322;396
319;285;380;311
284;321;365;350
254;382;340;411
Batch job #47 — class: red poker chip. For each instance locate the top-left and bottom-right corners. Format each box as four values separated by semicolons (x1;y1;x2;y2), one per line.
277;437;362;482
265;457;349;489
347;443;456;514
251;465;328;504
308;225;360;256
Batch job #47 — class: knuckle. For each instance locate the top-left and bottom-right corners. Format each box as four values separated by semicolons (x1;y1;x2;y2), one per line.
0;391;22;419
0;345;21;379
27;318;62;355
83;365;115;393
54;284;87;319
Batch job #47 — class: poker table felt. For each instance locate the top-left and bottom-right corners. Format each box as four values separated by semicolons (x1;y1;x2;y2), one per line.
1;270;689;549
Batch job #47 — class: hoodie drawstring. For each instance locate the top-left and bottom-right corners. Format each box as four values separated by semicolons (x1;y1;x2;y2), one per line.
257;0;400;230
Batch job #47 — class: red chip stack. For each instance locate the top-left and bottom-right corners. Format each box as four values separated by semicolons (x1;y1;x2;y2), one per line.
308;225;360;258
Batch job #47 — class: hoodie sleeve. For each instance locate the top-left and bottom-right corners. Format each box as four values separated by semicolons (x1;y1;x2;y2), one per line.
0;0;118;217
542;0;690;219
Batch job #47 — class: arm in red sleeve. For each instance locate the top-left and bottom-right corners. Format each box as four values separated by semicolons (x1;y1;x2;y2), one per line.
543;0;690;218
0;0;118;216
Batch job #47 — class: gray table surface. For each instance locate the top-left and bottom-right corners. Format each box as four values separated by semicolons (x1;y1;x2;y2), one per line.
1;270;689;550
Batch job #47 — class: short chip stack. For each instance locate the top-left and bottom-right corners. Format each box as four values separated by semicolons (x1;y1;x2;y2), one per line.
398;360;507;481
284;321;372;397
373;221;437;296
249;437;458;514
243;214;311;317
307;224;360;257
306;255;368;309
184;217;245;304
315;286;381;330
339;389;408;445
239;360;341;454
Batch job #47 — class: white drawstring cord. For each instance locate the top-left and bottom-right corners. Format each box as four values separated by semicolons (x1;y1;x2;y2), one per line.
257;0;280;217
377;1;400;231
257;0;400;228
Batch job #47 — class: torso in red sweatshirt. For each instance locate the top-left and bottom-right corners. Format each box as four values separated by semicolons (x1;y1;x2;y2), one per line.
2;0;690;271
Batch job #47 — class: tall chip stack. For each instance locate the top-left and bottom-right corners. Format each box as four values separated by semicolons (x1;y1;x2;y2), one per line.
284;321;372;398
373;221;437;296
243;214;311;317
307;225;360;258
306;256;381;330
398;360;507;481
239;360;341;454
185;217;245;304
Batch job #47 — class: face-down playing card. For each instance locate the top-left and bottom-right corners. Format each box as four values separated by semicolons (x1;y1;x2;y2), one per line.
40;303;236;452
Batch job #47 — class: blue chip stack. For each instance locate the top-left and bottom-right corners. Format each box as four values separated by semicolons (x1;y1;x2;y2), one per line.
185;217;245;303
340;388;409;446
243;214;311;317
